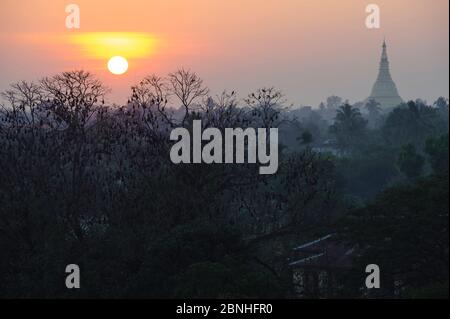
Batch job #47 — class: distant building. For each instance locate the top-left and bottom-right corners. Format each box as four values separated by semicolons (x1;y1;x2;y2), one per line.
366;40;403;108
289;234;355;298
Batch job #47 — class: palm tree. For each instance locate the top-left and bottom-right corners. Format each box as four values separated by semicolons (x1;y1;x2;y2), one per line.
365;99;381;116
334;104;364;127
330;104;367;152
365;99;382;128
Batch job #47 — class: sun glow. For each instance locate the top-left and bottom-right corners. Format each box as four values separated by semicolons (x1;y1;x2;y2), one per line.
71;32;159;60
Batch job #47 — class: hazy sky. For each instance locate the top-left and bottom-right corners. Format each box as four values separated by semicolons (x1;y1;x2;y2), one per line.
0;0;448;106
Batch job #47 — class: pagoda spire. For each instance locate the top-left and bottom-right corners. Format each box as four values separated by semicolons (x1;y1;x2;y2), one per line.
378;39;391;81
367;39;403;108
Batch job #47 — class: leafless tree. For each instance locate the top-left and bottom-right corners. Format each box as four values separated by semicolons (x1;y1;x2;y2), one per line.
199;91;248;130
168;68;209;125
245;87;288;129
130;74;175;128
40;70;109;131
0;81;43;129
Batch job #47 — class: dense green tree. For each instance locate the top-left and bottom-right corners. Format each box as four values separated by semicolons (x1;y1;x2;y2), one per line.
425;134;449;173
299;130;313;145
382;101;447;148
339;172;449;298
397;143;425;179
329;104;367;153
433;96;449;110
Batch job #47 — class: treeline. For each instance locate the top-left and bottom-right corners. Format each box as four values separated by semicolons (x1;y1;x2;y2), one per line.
0;70;448;298
283;95;449;199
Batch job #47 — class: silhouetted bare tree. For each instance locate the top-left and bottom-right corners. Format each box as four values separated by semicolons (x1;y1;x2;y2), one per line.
168;68;209;125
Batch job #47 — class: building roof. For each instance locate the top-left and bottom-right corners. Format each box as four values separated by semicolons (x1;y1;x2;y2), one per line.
289;234;355;270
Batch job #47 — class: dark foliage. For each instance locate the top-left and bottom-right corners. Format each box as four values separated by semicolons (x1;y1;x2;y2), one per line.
0;71;448;298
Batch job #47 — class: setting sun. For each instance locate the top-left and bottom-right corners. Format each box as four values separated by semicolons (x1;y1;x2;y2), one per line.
107;56;128;75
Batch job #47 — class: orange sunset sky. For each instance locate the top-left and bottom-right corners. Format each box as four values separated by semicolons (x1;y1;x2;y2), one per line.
0;0;448;106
